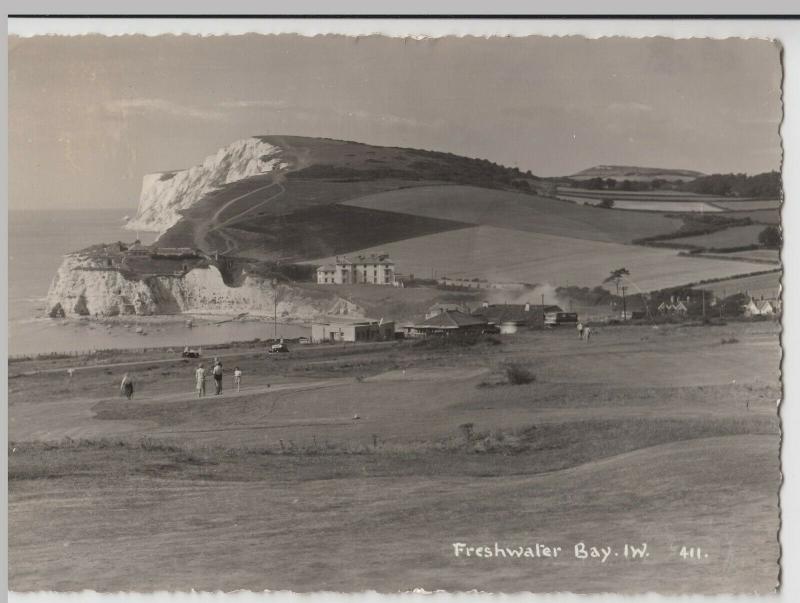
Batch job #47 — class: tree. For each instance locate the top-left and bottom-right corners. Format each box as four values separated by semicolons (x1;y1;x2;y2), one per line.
758;225;782;249
604;268;630;296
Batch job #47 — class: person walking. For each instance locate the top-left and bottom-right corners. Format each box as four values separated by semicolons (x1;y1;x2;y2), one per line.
584;326;592;342
120;373;134;400
233;366;242;393
213;359;223;395
577;321;584;339
195;364;206;398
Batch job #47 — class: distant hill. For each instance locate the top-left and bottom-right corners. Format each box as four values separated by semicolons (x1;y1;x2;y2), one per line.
569;165;705;182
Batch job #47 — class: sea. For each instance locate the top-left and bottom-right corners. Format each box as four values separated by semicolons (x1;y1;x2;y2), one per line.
8;209;310;357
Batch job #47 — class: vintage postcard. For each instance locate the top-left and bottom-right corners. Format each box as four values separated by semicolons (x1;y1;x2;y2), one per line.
7;21;784;595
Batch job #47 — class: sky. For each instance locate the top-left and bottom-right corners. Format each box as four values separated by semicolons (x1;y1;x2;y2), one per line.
9;34;783;211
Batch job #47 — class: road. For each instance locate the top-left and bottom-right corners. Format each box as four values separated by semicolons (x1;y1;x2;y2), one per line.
14;340;400;376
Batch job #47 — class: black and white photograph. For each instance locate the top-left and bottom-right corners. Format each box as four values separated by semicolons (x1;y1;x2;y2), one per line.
7;17;785;595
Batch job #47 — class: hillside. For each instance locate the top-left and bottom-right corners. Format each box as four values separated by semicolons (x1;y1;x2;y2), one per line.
569;165;704;182
147;136;687;262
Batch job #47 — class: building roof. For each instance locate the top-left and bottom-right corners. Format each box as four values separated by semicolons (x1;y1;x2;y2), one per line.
313;316;392;326
127;242;149;253
317;264;336;272
472;304;542;325
427;303;466;313
416;310;488;329
334;253;394;266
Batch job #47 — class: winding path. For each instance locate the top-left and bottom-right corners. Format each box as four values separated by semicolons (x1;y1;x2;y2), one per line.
199;180;287;256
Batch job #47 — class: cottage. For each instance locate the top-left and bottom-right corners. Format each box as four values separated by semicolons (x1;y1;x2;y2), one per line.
658;299;689;315
744;298;778;317
471;303;545;333
425;303;468;320
404;310;488;337
311;317;395;343
316;253;395;285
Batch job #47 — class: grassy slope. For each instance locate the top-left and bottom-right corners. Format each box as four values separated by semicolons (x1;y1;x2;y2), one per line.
669;224;767;248
230;203;471;263
345;185;682;245
305;225;772;293
9;323;781;592
157;137;682;258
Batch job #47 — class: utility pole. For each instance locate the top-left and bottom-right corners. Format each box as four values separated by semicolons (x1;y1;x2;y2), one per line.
702;289;707;321
272;278;278;340
621;286;628;321
541;293;545;328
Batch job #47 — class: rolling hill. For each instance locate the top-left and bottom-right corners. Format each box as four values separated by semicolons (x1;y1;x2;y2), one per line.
569;165;704;182
151;136;684;261
125;135;780;295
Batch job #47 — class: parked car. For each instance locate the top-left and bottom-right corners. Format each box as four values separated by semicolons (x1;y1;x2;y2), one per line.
182;347;201;358
268;343;290;354
298;337;311;345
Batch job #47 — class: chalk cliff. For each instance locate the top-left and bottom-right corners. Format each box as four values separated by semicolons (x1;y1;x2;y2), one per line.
126;137;290;235
46;253;364;320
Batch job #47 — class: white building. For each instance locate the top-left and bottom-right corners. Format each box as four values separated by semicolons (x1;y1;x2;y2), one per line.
311;317;395;343
316;254;396;285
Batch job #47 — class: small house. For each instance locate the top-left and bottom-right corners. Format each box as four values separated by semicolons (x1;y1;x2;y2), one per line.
404;310;488;337
744;298;778;317
311;317;395;343
471;303;545;333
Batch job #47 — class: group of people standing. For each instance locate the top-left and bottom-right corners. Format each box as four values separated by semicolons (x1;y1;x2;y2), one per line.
120;359;244;400
576;321;592;341
194;359;242;397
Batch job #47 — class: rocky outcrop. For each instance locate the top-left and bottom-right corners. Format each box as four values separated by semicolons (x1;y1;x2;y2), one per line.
46;253;364;320
126;137;291;235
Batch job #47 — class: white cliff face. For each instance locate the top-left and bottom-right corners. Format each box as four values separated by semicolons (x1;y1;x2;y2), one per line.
46;255;364;320
126;137;289;235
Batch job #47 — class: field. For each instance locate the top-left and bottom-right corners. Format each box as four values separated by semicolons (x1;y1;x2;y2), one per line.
668;224;767;249
721;249;781;264
612;200;722;212
306;225;772;293
345;185;682;244
710;200;782;211
8;322;781;592
229;203;470;262
696;270;782;300
555;187;779;214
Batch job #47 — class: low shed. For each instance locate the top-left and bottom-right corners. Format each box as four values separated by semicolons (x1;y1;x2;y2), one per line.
311;317;395;343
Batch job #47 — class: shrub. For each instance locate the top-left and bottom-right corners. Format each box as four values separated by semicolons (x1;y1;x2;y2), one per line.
721;337;740;345
505;364;536;385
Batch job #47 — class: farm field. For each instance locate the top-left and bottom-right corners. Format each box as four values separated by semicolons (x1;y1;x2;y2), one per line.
612;200;722;213
721;249;781;264
668;224;767;248
696;270;782;300
710;200;782;211
8;322;781;592
557;187;737;200
345;184;682;244
306;225;771;293
228;203;470;262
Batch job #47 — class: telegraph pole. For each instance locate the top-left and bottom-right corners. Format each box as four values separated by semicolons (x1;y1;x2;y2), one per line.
621;286;628;321
272;278;278;340
702;289;707;321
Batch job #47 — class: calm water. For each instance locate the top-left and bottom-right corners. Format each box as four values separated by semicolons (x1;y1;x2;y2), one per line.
8;210;309;356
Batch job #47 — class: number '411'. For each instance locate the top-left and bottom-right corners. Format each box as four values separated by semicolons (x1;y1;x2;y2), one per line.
679;546;707;560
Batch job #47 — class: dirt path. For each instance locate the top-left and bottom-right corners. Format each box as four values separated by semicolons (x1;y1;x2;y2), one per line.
201;181;286;255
